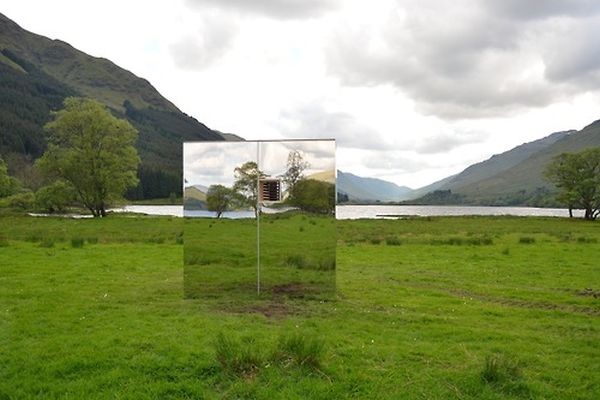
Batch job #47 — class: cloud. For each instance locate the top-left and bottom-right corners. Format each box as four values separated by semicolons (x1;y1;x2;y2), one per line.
184;142;256;186
185;0;338;19
169;17;237;70
361;150;430;173
414;130;487;154
325;0;600;119
276;103;392;150
483;0;600;20
542;17;600;87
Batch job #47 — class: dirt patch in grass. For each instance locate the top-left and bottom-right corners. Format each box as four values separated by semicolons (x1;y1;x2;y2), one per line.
577;288;600;299
243;302;298;319
388;278;600;316
271;283;309;297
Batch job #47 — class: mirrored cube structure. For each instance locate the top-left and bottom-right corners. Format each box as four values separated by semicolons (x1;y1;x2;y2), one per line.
183;140;336;299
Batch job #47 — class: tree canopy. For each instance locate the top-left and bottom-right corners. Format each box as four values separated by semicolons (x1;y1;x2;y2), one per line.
0;157;20;198
282;150;309;194
206;184;233;218
288;179;335;214
37;97;139;217
544;147;600;220
233;161;265;217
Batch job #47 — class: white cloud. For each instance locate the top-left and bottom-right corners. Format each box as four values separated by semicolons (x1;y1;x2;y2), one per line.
185;0;339;19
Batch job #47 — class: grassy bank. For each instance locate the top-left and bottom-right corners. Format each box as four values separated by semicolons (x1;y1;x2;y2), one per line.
0;215;599;399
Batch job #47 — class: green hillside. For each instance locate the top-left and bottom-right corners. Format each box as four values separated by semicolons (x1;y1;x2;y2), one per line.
409;122;600;206
0;12;224;199
411;131;572;200
183;185;207;210
459;121;600;201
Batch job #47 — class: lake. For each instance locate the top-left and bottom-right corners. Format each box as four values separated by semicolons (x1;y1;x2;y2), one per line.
112;205;583;219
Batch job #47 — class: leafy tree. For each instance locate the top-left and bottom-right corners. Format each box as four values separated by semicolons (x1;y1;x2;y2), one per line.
35;180;76;213
37;98;139;217
233;161;265;217
206;184;233;218
5;191;35;210
282;150;309;193
0;156;20;198
544;148;600;220
288;179;335;214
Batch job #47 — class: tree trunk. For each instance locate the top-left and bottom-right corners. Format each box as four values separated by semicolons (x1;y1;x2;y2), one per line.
568;207;573;218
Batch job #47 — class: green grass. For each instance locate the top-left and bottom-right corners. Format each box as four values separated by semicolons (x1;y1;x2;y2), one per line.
0;215;599;398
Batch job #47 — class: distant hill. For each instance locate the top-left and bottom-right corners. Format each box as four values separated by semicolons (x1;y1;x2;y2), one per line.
0;12;225;199
410;130;572;199
409;122;600;206
337;170;413;203
183;185;207;210
307;170;335;184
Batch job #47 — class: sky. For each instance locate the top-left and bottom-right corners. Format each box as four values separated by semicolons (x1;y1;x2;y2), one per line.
3;0;600;188
184;140;335;188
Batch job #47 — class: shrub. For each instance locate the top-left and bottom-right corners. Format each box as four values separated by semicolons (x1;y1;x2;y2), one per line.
275;332;325;369
318;257;336;271
385;237;402;246
39;238;55;248
35;180;76;213
481;354;520;384
285;254;307;269
214;333;263;376
87;237;99;244
481;354;529;395
519;236;535;244
71;237;85;248
370;238;382;245
6;191;35;210
576;236;597;244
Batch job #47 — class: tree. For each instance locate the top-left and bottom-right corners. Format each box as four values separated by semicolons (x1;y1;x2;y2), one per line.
544;148;600;220
233;161;265;217
0;156;20;198
206;184;233;218
288;179;335;214
36;98;139;217
35;180;76;213
282;150;309;193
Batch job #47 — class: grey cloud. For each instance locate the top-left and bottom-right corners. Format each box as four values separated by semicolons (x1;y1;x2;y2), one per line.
414;130;488;154
483;0;600;20
361;151;430;173
277;104;391;150
185;0;338;19
169;18;237;70
543;18;600;86
326;0;600;119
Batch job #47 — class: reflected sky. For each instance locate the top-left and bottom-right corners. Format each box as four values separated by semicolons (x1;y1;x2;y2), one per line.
184;140;335;188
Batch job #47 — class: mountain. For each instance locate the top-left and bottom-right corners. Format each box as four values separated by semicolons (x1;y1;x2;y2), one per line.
307;170;336;184
410;130;572;199
337;170;413;203
183;185;207;210
0;12;224;199
409;122;600;206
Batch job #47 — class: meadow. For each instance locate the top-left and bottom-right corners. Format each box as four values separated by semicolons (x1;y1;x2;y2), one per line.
0;214;599;399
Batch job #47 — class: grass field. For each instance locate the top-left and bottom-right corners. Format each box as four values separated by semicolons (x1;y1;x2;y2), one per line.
0;215;599;399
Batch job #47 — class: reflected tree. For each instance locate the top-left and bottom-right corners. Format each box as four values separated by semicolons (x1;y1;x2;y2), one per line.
233;161;265;217
206;184;233;218
282;150;309;193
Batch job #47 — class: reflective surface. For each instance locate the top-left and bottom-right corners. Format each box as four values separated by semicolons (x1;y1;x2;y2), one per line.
183;140;336;299
183;142;258;298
